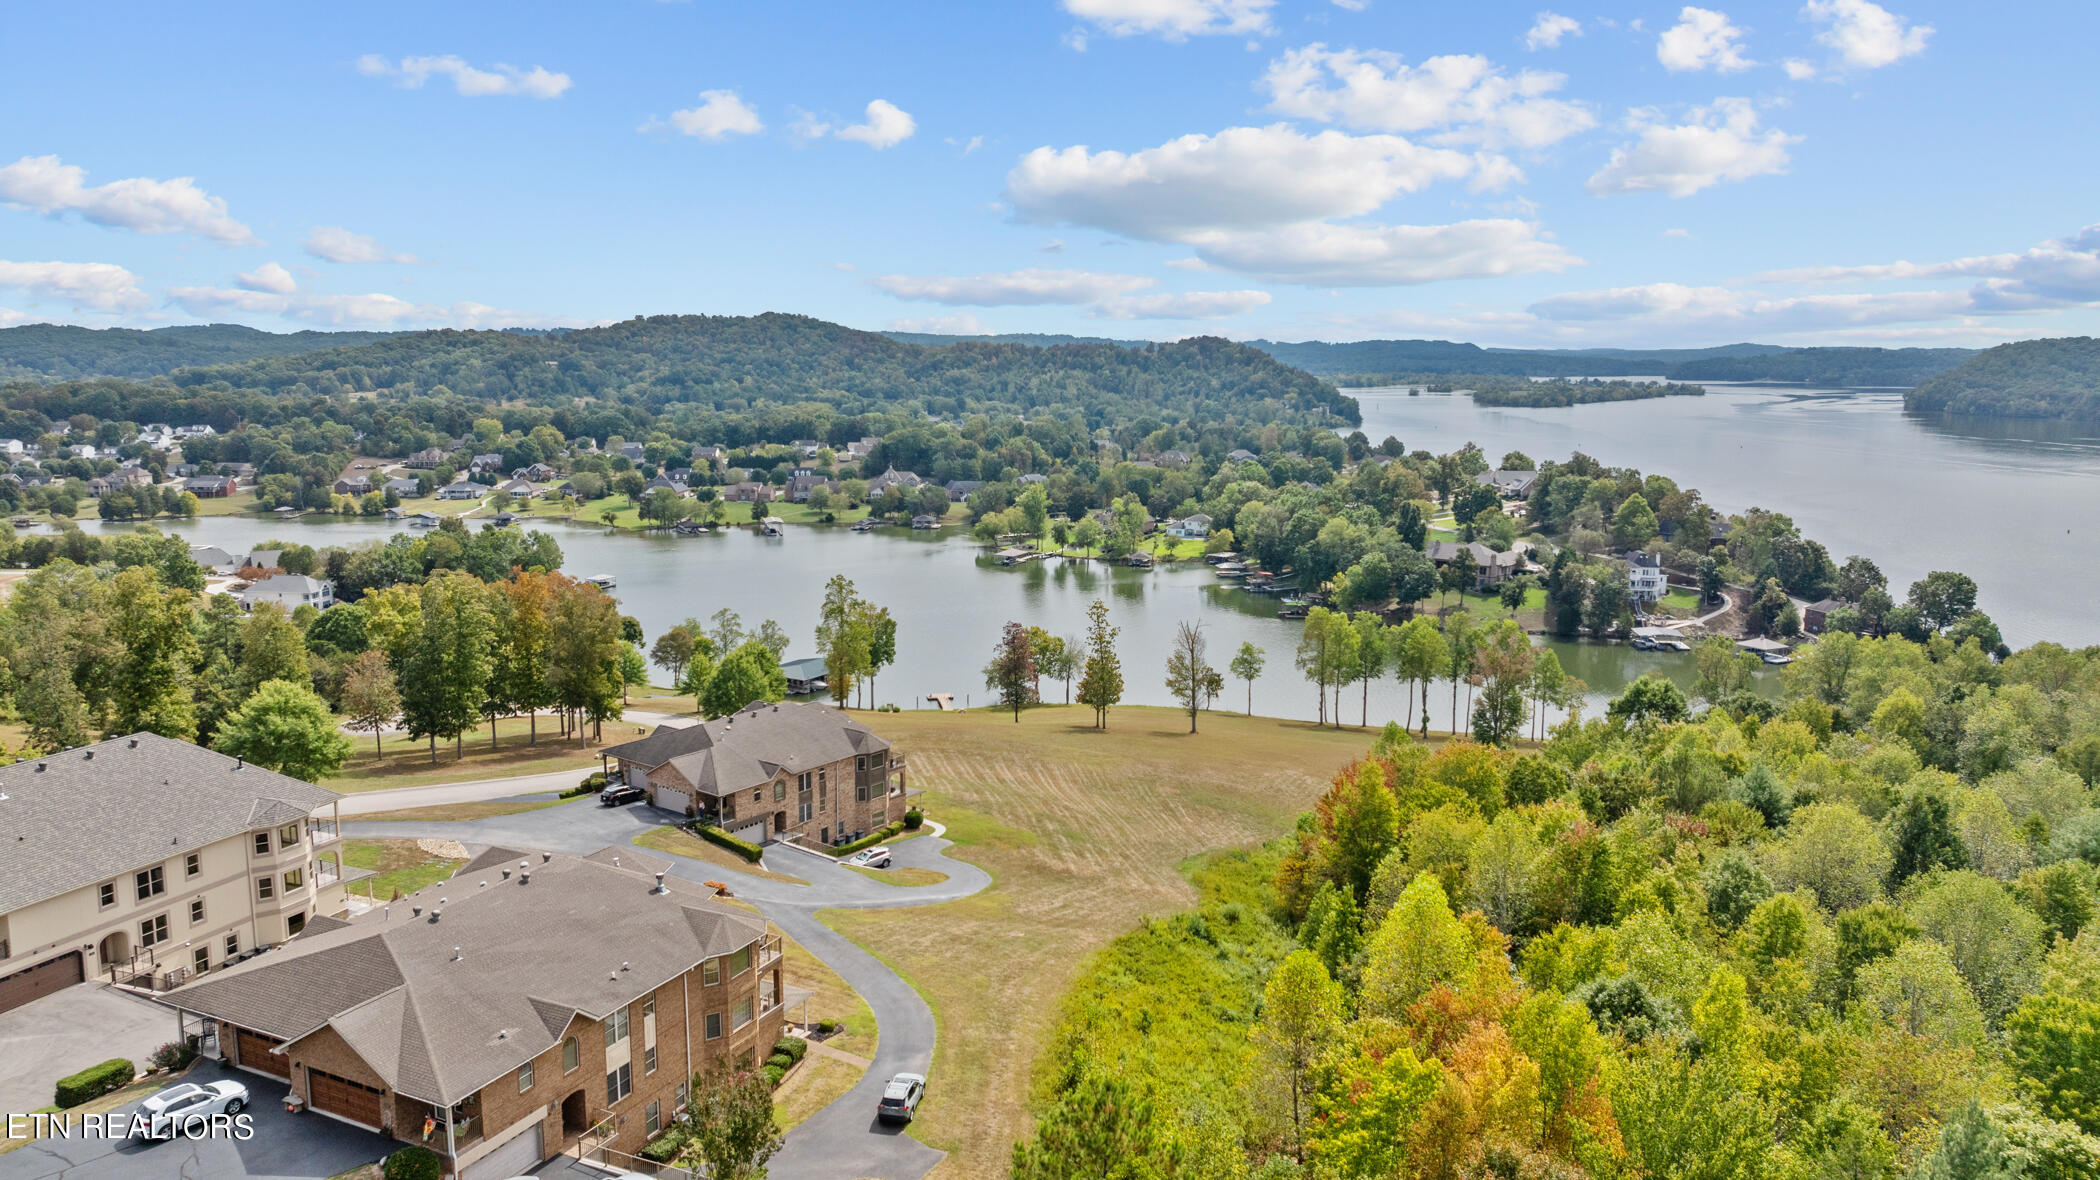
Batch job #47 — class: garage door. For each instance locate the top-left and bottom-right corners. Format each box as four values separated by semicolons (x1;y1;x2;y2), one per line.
235;1028;289;1078
653;785;689;814
308;1068;385;1129
462;1121;545;1180
730;818;767;845
0;951;82;1014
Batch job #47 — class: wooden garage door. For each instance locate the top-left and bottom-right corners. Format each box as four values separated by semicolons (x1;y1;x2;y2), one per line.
308;1069;385;1128
0;951;82;1014
235;1028;289;1078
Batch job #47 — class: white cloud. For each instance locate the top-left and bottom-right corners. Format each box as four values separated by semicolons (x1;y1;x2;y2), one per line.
166;284;578;329
0;155;257;245
662;90;765;140
1261;45;1594;149
1093;290;1272;319
1662;227;1694;238
1586;98;1796;197
0;307;34;327
0;259;151;312
1782;57;1818;79
1525;13;1582;51
1008;124;1475;240
1183;219;1579;286
835;100;916;149
1062;0;1274;40
871;268;1155;306
1803;0;1931;70
1163;256;1212;271
1656;7;1754;73
303;225;419;264
237;262;298;295
356;54;571;99
887;314;994;335
947;135;985;155
1760;225;2100;310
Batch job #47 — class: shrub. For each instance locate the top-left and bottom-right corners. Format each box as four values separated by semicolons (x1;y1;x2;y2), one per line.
766;1052;794;1071
148;1041;196;1072
563;771;608;799
816;1019;839;1034
773;1035;808;1064
384;1145;444;1180
54;1059;134;1109
764;1063;787;1088
833;822;904;856
639;1127;688;1163
698;824;763;863
903;808;925;830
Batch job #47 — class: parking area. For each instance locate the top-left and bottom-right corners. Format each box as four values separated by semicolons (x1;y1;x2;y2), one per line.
0;982;175;1119
0;1060;391;1180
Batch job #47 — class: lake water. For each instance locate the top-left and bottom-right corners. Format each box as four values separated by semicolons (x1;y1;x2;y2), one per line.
1352;384;2100;648
64;513;1708;731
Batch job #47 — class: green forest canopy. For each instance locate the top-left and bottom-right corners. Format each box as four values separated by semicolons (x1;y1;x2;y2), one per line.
1905;337;2100;420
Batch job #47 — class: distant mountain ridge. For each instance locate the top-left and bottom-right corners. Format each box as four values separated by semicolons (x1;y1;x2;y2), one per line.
1905;337;2100;420
0;323;407;381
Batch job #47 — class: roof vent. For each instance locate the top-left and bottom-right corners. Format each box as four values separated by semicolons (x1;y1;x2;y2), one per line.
235;757;244;769
452;947;462;962
520;859;530;872
520;871;530;885
542;852;552;863
612;856;620;868
654;872;667;894
129;738;139;748
430;909;442;922
501;869;512;880
82;750;92;760
621;961;631;972
478;880;487;889
411;905;422;918
35;762;45;772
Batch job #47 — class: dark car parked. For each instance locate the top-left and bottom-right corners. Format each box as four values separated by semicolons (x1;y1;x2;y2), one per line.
600;784;647;806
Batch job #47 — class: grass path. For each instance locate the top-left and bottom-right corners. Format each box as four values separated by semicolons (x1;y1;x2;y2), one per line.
633;826;810;885
819;705;1376;1180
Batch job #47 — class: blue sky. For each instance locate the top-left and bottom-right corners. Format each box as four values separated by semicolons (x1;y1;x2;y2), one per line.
4;1;2097;348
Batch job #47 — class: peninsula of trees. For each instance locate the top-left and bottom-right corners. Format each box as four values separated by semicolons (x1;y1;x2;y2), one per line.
1905;337;2100;420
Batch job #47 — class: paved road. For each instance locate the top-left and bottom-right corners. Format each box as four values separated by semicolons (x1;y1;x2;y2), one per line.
333;710;698;816
341;806;989;1180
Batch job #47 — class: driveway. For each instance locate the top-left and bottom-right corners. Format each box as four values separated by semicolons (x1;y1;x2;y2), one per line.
0;984;175;1119
339;808;989;1180
0;1060;391;1180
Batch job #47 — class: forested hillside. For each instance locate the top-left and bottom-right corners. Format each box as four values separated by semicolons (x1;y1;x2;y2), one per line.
1905;338;2100;420
0;323;403;381
1672;346;1974;387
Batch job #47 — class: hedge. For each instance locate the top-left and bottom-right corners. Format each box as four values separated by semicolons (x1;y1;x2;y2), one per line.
763;1063;787;1088
766;1051;794;1071
832;822;904;857
640;1127;688;1163
774;1035;808;1064
54;1059;134;1109
697;824;763;863
383;1146;443;1180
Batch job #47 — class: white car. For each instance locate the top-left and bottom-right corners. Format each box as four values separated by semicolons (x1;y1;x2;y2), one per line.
138;1080;248;1138
877;1072;925;1123
845;847;893;869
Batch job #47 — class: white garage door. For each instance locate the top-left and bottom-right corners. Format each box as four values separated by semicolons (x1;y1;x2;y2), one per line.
462;1121;544;1180
653;785;689;814
731;818;768;846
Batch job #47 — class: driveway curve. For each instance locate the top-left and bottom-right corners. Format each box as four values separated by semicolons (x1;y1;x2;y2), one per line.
340;805;988;1179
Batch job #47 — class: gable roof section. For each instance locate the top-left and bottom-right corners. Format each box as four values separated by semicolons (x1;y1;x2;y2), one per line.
164;845;767;1105
600;701;889;798
0;734;339;914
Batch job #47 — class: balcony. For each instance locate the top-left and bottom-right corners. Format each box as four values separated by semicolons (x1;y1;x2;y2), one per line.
310;821;341;847
756;934;782;973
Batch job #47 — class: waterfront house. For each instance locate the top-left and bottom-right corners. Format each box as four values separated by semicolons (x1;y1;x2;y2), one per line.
88;466;154;497
184;475;239;497
1803;598;1846;635
333;476;373;496
722;482;775;503
437;481;483;501
943;479;984;501
867;467;924;496
0;734;351;1012
163;845;783;1177
1475;469;1539;498
1627;552;1668;604
239;574;335;612
911;514;939;530
1428;540;1527;589
602;701;904;847
385;476;423;498
1166;513;1213;540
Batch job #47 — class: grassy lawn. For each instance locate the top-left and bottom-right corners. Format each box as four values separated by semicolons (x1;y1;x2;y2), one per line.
845;865;949;887
628;690;700;716
818;705;1377;1180
775;1056;863;1133
1654;588;1704;614
326;716;607;791
187;489;264;516
1425;584;1548;627
0;1071;201;1157
767;500;872;525
632;825;810;885
340;837;466;900
350;798;574;823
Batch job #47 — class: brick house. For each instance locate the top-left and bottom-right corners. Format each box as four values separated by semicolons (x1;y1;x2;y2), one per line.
602;701;905;848
1428;540;1527;589
163;845;785;1179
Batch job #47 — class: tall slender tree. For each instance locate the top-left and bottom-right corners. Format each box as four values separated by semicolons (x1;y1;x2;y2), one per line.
398;573;494;761
986;621;1036;722
1076;598;1123;730
1164;620;1213;733
1230;640;1266;717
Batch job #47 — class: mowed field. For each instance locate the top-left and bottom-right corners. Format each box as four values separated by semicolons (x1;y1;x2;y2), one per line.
822;704;1381;1180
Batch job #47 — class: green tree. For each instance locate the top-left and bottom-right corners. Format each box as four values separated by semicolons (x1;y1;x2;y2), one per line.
1442;610;1475;737
1613;493;1659;549
237;602;311;699
105;566;199;740
1076;598;1123;730
1229;640;1265;716
1010;1073;1182;1180
2009;992;2100;1136
701;641;788;719
681;1069;783;1180
340;649;401;761
1348;611;1387;728
1468;619;1534;747
212;679;353;782
1393;616;1445;737
1326;761;1401;901
985;620;1036;721
1361;871;1472;1020
650;623;700;687
547;577;626;739
1251;950;1343;1164
1887;788;1970;888
397;573;493;761
1163;620;1213;733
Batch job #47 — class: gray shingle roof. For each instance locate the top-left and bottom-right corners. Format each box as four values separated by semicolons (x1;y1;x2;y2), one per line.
601;701;889;799
0;734;340;913
162;845;766;1105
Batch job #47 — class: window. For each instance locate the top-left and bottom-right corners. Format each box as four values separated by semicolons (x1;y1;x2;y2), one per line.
821;827;830;845
705;1013;721;1040
256;876;274;901
605;1062;632;1105
729;946;752;977
675;1080;689;1111
286;913;305;936
140;914;169;948
871;751;886;769
193;946;210;974
643;996;655;1019
518;1063;534;1092
856;755;866;771
645;1044;657;1074
773;779;786;801
98;882;116;909
797;800;812;823
732;997;753;1031
224;933;239;958
818;769;827;802
280;823;300;847
189;899;206;925
562;1037;580;1074
254;833;271;855
703;959;720;986
645;1100;661;1136
797;772;811;792
603;1007;630;1048
751;788;761;804
857;779;868;802
185;852;201;878
282;868;303;890
135;866;165;901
